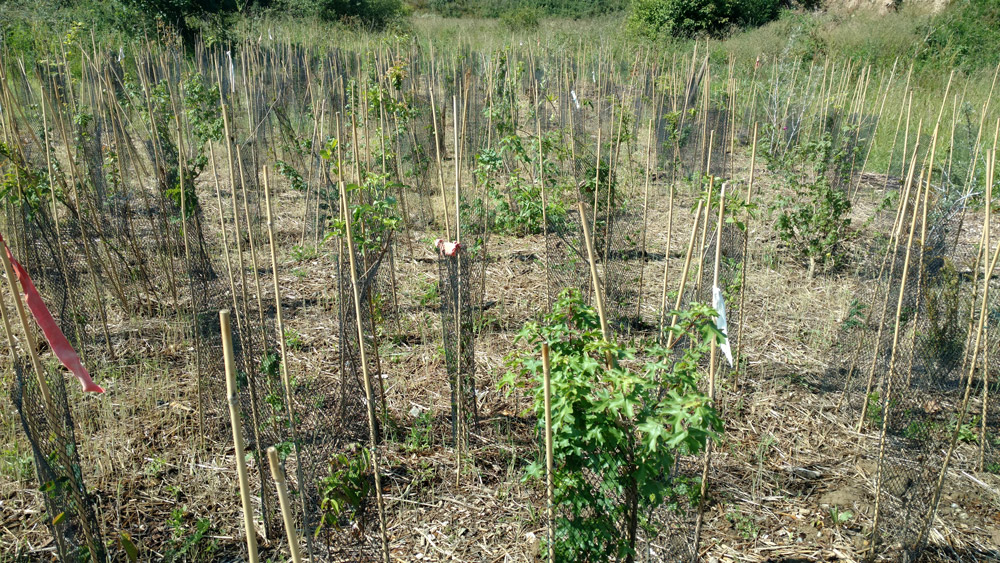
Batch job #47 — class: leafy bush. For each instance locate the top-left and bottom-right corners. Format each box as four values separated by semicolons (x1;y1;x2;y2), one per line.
771;132;853;276
500;6;540;31
483;179;567;236
164;509;217;562
315;0;408;29
317;446;373;533
502;290;722;560
424;0;626;18
469;138;568;237
628;0;781;39
0;142;57;221
405;410;435;451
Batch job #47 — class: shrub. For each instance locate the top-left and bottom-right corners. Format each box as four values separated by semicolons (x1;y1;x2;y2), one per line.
317;446;373;533
729;0;781;29
500;6;540;31
502;290;722;560
316;0;408;30
628;0;782;39
469;138;568;237
424;0;626;19
771;132;853;276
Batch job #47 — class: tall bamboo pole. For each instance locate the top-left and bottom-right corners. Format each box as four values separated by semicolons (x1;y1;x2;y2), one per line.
429;87;451;238
452;94;467;481
657;183;675;342
340;181;391;563
220;310;260;563
977;151;995;471
693;183;726;557
541;343;556;563
636;119;654;320
665;201;705;348
733;124;758;390
916;152;1000;552
578;202;611;347
266;447;303;563
869;162;927;552
857;124;923;429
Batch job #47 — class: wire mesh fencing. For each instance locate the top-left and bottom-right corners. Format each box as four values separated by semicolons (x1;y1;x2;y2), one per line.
9;359;105;562
828;167;1000;560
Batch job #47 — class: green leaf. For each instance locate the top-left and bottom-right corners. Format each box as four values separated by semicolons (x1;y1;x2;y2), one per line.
121;532;139;562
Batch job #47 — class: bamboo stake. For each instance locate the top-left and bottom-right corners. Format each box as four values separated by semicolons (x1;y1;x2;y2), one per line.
665;201;705;348
857;124;923;429
850;58;897;199
578;201;611;349
220;310;260;563
695;161;714;297
0;244;56;416
541;343;556;563
0;239;83;560
211;144;242;325
869;163;927;552
429;86;450;238
339;181;391;563
220;102;254;333
235;145;269;338
694;182;726;558
266;447;303;563
535;76;551;314
636;119;654;320
233;147;269;501
656;183;675;341
592;126;602;231
733;123;758;390
263;168;297;427
977;150;994;472
38;89;88;352
916;153;1000;552
903;125;939;389
171;86;206;452
452;94;467;482
49;81;115;358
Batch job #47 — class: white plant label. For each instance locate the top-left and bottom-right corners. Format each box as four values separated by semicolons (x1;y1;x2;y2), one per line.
713;286;733;367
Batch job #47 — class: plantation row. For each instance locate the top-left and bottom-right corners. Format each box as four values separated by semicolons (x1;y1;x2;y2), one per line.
0;25;998;562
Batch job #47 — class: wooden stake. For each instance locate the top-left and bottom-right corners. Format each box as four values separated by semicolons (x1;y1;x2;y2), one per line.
857;123;923;429
0;244;56;417
452;94;467;482
637;119;654;320
339;181;391;563
541;343;556;563
695;166;714;297
263;168;297;425
694;183;726;556
657;183;675;340
916;151;1000;551
220;310;260;563
578;201;611;349
429;86;451;238
870;160;927;551
665;200;705;348
266;447;303;563
734;123;758;389
978;150;994;471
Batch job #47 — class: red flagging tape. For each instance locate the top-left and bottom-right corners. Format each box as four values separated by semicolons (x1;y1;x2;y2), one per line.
1;234;104;393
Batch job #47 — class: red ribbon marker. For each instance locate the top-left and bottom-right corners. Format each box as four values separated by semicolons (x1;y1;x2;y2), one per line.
1;235;104;393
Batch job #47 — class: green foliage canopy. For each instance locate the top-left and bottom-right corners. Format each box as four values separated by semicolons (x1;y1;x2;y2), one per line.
628;0;782;39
